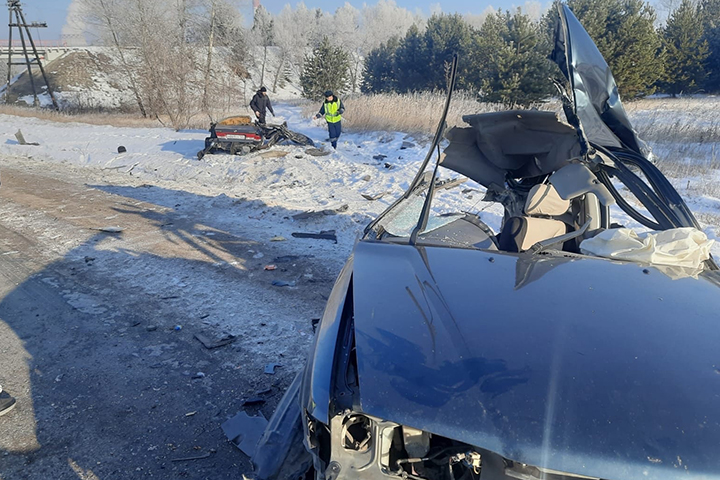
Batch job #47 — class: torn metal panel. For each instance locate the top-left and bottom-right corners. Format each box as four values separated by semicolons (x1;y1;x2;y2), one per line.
221;411;268;458
252;372;312;480
551;5;648;157
441;111;582;191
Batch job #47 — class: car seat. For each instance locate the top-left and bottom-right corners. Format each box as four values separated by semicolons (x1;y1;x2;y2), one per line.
498;184;571;252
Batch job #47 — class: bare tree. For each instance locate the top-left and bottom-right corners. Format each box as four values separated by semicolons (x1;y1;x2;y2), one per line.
78;0;147;116
251;5;274;87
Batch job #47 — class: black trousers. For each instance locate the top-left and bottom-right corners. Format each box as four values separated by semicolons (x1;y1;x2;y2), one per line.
328;121;341;149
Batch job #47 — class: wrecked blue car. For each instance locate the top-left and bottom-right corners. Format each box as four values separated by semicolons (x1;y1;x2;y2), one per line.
249;5;720;480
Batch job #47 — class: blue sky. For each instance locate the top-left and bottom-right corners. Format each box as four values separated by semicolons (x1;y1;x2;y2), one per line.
10;0;532;41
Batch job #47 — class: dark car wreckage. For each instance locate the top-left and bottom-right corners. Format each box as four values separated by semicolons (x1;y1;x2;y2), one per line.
248;6;720;480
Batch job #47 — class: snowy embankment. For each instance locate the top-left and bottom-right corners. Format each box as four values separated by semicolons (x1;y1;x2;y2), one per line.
0;103;718;266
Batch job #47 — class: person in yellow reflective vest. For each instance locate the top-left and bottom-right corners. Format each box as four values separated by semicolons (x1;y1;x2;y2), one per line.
313;90;345;149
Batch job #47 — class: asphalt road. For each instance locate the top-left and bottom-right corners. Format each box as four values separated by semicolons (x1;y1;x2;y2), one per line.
0;158;331;479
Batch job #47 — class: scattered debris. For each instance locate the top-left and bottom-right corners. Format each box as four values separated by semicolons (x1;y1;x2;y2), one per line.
258;150;289;158
96;226;124;233
255;388;272;396
185;411;197;417
305;147;330;157
174;325;182;331
117;146;127;153
361;192;385;201
400;141;415;149
273;255;301;263
373;154;387;161
84;256;95;263
292;205;348;220
384;162;394;169
264;265;277;271
194;332;238;349
171;452;212;462
361;175;372;182
192;372;206;379
292;230;338;243
221;411;268;457
269;236;286;242
242;397;266;406
264;363;282;374
271;280;296;287
14;129;39;146
146;325;158;332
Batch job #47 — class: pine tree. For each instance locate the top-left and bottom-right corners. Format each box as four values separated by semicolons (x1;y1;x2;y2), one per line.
661;0;709;95
700;0;720;92
422;14;475;91
476;9;555;106
361;37;400;93
300;37;351;99
559;0;665;98
394;25;430;92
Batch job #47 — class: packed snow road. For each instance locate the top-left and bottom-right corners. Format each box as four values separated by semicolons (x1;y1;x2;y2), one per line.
0;157;334;479
0;104;444;479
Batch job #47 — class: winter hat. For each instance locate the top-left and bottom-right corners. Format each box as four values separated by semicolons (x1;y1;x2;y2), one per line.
324;90;333;97
259;86;267;92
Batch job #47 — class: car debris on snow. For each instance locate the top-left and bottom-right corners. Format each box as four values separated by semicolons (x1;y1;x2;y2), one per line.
194;332;238;349
264;363;281;374
271;280;295;287
292;205;348;220
361;192;385;201
14;129;39;146
291;230;338;243
95;226;124;233
221;411;268;457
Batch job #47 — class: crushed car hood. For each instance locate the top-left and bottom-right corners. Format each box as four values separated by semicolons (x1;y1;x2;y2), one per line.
352;241;720;480
551;5;647;156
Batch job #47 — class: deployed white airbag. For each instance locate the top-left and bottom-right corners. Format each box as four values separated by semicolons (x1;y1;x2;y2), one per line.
580;227;714;269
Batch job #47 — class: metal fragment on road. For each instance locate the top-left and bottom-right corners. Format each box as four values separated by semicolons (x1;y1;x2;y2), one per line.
194;332;237;349
291;230;337;243
221;411;268;457
264;363;281;374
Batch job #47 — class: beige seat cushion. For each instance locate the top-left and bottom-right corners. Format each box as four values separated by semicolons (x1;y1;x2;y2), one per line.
524;184;570;216
517;217;568;251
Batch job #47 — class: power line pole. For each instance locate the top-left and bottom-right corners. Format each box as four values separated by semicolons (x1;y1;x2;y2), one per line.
4;0;58;109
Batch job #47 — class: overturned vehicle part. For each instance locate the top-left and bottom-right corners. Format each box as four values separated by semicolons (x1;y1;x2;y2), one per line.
249;5;720;480
197;116;314;159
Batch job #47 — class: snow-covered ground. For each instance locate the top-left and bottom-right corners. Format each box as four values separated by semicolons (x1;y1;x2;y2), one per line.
1;103;718;270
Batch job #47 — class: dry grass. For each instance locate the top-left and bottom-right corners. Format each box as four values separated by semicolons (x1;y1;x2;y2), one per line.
0;104;165;129
625;97;720;144
302;91;559;135
624;97;720;195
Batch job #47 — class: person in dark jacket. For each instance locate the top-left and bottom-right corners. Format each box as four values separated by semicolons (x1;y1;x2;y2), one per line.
250;86;274;124
314;90;344;149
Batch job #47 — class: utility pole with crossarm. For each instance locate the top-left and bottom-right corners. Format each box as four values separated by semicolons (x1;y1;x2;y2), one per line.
4;0;58;109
